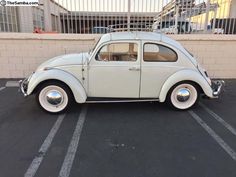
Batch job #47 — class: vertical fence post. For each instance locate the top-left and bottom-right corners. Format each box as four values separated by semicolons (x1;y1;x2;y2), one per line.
175;3;179;33
5;7;10;32
127;0;131;31
43;0;52;31
212;8;217;33
14;7;19;32
204;0;210;33
1;7;6;32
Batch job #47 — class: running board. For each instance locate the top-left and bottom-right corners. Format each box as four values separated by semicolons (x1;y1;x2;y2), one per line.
85;98;159;103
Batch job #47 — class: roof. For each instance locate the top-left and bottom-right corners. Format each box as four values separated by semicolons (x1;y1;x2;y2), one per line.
97;31;185;56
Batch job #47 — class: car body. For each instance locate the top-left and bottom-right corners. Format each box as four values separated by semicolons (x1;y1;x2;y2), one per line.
91;27;112;34
20;32;224;113
213;28;224;34
154;25;178;34
153;20;192;34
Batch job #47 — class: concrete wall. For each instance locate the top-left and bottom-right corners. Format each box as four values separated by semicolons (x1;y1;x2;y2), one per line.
0;33;235;78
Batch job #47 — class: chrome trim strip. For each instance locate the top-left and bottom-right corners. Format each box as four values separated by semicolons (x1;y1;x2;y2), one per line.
85;99;159;103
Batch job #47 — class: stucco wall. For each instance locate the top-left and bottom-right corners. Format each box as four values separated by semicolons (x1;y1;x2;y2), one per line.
0;33;235;78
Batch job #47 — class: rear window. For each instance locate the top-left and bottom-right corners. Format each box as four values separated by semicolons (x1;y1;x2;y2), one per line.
143;43;178;62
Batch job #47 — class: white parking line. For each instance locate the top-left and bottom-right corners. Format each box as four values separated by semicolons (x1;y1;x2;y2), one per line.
0;87;6;91
189;111;236;161
59;105;88;177
24;114;66;177
199;102;236;136
5;81;19;87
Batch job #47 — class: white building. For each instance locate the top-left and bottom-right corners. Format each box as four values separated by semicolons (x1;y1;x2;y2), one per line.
0;0;67;33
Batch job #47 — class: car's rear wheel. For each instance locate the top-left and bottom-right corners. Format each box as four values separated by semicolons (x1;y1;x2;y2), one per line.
36;81;73;113
167;82;199;110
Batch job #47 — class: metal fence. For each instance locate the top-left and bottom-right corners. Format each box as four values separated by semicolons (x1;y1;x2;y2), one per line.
0;0;236;34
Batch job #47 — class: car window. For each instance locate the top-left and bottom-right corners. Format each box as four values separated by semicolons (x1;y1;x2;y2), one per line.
143;43;177;62
96;43;138;62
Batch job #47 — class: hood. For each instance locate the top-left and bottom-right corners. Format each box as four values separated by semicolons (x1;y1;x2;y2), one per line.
36;52;90;71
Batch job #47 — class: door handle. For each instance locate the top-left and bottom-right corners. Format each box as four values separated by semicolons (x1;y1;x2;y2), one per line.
129;67;140;71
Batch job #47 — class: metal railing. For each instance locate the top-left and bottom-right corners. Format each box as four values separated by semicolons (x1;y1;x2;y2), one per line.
0;0;235;34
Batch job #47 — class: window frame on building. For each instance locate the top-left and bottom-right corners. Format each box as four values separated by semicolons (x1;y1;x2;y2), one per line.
32;7;45;31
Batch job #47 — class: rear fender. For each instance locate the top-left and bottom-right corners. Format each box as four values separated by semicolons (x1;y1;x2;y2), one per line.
159;69;213;102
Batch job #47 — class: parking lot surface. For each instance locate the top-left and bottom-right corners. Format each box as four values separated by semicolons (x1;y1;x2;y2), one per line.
0;79;236;177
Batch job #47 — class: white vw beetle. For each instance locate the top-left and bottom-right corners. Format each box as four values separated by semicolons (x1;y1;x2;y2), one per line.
20;32;224;113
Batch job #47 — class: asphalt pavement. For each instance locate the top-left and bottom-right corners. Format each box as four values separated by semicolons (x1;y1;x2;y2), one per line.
0;79;236;177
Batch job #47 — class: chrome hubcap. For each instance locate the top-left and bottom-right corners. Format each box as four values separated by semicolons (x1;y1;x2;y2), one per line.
176;88;190;102
46;91;63;106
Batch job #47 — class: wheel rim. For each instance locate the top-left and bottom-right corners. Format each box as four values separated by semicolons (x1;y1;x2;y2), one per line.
46;91;63;105
176;88;190;102
39;85;68;113
171;84;198;109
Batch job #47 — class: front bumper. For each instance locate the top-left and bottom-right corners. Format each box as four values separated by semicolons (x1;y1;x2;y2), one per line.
211;80;225;97
19;78;28;97
19;73;33;97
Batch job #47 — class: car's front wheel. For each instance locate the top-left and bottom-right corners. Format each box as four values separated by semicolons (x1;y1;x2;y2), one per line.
36;81;73;113
167;82;199;110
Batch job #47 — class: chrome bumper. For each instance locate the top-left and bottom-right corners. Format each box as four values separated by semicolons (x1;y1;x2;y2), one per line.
19;73;34;97
212;80;225;97
19;78;29;97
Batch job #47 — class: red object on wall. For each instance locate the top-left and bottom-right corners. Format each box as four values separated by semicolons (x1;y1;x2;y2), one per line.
33;28;58;34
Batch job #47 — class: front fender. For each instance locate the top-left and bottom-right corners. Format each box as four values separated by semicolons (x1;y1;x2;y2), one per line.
27;69;87;103
159;69;213;102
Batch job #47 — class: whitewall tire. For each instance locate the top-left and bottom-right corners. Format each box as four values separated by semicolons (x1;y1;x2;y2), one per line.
167;82;199;110
36;81;73;113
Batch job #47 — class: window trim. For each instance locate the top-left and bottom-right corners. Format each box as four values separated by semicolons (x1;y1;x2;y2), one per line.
95;41;139;62
143;42;178;62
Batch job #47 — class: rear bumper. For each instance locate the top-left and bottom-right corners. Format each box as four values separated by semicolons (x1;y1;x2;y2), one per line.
212;80;225;97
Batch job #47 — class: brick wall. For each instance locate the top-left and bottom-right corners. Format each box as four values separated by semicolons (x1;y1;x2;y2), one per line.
0;33;235;78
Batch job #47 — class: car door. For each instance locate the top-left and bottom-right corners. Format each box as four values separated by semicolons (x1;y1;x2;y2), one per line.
140;41;182;98
88;41;141;98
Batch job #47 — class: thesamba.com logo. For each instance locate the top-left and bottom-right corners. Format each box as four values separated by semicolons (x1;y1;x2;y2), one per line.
0;0;7;6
